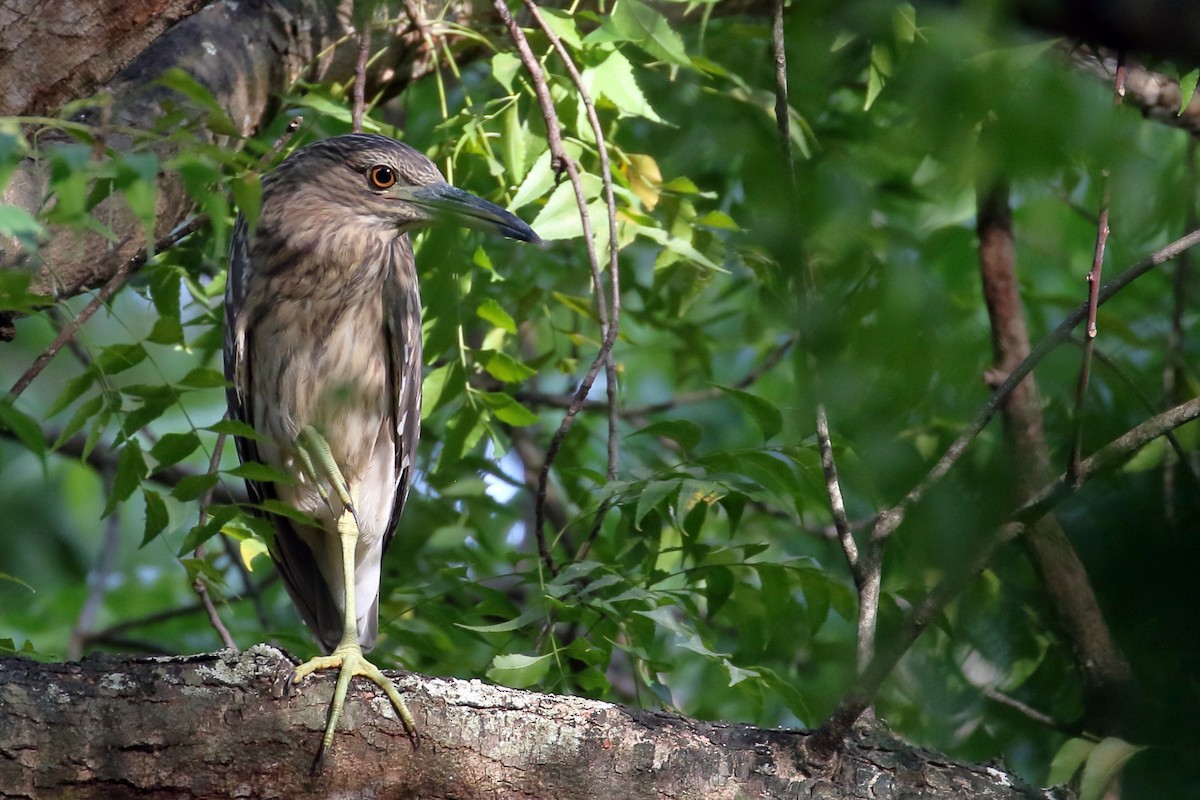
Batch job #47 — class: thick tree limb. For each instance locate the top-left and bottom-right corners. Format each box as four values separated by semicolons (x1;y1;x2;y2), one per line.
0;0;446;308
976;181;1135;735
0;645;1060;800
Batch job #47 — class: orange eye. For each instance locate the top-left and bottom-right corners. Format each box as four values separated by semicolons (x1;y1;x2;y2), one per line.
368;164;396;189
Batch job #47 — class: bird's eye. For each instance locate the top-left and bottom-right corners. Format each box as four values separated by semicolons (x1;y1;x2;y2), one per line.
368;164;396;189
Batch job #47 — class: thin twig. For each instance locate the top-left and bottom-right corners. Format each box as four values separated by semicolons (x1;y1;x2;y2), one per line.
7;217;205;400
351;17;372;133
192;429;237;649
771;0;795;198
981;687;1077;735
816;406;858;578
814;391;1200;756
516;334;798;416
866;226;1200;546
521;0;622;467
496;0;623;574
1068;172;1110;484
68;466;121;661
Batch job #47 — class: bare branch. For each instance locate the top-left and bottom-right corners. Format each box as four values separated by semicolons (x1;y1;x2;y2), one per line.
1067;171;1110;484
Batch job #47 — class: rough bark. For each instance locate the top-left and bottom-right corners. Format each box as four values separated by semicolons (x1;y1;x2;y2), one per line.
0;0;210;119
975;182;1135;735
0;645;1061;800
0;0;443;313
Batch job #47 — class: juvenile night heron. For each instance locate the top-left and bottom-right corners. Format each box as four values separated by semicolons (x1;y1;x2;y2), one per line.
223;133;539;767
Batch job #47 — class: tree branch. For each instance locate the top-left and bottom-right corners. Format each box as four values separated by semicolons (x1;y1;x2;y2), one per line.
0;645;1059;800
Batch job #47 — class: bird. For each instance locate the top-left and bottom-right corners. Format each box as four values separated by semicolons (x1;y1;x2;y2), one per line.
223;132;540;769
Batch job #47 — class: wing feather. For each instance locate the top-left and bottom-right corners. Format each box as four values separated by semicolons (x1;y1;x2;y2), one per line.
224;212;344;653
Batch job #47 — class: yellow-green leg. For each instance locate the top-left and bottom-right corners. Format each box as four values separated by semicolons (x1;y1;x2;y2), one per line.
290;429;419;772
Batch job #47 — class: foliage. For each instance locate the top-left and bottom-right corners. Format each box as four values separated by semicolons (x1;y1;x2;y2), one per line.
1;2;1198;798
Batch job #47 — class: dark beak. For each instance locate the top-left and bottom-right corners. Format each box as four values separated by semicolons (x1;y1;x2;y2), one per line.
405;183;542;245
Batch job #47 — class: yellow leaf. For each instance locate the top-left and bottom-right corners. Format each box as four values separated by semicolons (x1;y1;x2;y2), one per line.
625;153;663;211
239;537;269;572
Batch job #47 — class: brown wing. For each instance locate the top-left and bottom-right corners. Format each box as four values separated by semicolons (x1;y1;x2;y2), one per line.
380;234;424;558
224;212;344;653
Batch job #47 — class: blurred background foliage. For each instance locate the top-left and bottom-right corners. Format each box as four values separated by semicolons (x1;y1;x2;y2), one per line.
1;1;1198;797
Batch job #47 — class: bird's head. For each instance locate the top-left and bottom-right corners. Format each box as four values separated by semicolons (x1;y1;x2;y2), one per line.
265;133;541;245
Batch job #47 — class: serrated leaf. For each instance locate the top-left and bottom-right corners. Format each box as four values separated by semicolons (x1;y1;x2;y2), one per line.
716;385;782;442
491;51;521;94
585;50;665;123
487;652;552;688
607;0;691;67
538;8;584;50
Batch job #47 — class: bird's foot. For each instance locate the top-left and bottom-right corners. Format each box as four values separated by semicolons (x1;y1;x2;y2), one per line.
291;644;419;774
295;426;361;526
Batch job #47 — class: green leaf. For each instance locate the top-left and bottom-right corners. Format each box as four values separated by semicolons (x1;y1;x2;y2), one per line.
486;652;553;689
629;419;702;452
179;367;228;389
477;297;517;334
1047;737;1096;786
538;8;584;50
171;472;220;502
95;343;147;376
1180;69;1199;115
703;565;734;618
149;431;202;471
105;440;146;517
52;394;105;450
605;0;691;67
716;386;782;442
158;68;241;136
1079;738;1145;800
481;392;539;426
227;461;295;484
143;489;169;545
491;52;521;94
482;350;536;383
205;417;262;440
585;50;666;124
457;606;546;633
0;205;46;252
0;402;45;459
893;3;918;44
256;499;320;527
635;479;679;527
